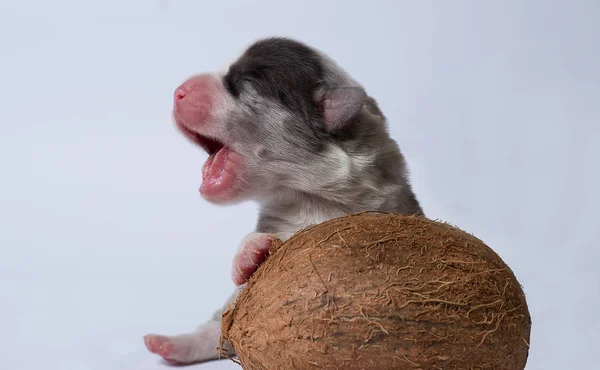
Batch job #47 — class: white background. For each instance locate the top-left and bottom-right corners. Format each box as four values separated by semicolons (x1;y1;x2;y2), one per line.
1;1;598;369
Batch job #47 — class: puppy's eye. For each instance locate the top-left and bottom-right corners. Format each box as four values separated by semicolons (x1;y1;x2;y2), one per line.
225;70;262;97
239;71;261;82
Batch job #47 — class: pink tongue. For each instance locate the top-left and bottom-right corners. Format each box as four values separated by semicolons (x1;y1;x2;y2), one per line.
200;147;238;201
200;147;235;198
202;148;226;185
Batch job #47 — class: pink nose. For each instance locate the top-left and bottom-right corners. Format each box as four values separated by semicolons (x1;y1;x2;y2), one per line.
173;74;219;128
174;87;188;106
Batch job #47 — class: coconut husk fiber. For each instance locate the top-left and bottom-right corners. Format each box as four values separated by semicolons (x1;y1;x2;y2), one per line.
220;212;531;370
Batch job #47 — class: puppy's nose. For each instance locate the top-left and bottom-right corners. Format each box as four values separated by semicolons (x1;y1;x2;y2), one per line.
174;87;188;106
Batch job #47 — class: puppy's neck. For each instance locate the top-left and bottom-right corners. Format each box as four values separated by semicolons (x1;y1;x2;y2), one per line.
256;188;354;236
256;165;412;236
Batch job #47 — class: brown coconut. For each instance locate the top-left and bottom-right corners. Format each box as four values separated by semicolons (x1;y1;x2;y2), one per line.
220;212;531;370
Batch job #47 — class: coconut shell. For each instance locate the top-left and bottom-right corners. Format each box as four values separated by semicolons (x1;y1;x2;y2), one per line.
220;212;531;370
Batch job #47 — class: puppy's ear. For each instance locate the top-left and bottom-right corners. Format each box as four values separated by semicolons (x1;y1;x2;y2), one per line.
318;87;366;133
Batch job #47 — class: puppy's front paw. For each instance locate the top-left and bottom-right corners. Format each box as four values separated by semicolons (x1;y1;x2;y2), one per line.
232;232;277;285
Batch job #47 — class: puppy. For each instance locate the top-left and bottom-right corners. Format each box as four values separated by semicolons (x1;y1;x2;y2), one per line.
144;37;424;364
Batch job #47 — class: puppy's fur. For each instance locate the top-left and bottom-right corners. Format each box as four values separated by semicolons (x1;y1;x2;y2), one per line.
144;37;424;364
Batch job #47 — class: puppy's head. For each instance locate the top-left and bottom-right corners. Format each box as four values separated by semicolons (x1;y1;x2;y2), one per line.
173;37;371;204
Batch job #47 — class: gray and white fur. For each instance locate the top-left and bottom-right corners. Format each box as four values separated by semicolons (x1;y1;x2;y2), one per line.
144;37;424;364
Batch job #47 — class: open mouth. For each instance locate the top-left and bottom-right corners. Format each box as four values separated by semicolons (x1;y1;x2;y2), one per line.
176;123;237;200
178;124;225;155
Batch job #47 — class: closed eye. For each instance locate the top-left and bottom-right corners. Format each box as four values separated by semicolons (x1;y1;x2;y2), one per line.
241;71;261;82
225;71;261;97
235;72;262;91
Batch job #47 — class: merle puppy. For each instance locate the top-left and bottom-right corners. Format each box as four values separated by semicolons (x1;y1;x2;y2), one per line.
144;37;424;364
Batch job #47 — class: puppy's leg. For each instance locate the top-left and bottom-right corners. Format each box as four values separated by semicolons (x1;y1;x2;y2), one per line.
144;288;240;364
143;232;276;364
231;232;277;285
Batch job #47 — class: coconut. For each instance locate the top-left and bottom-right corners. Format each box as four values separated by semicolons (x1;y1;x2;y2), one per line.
220;212;531;369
